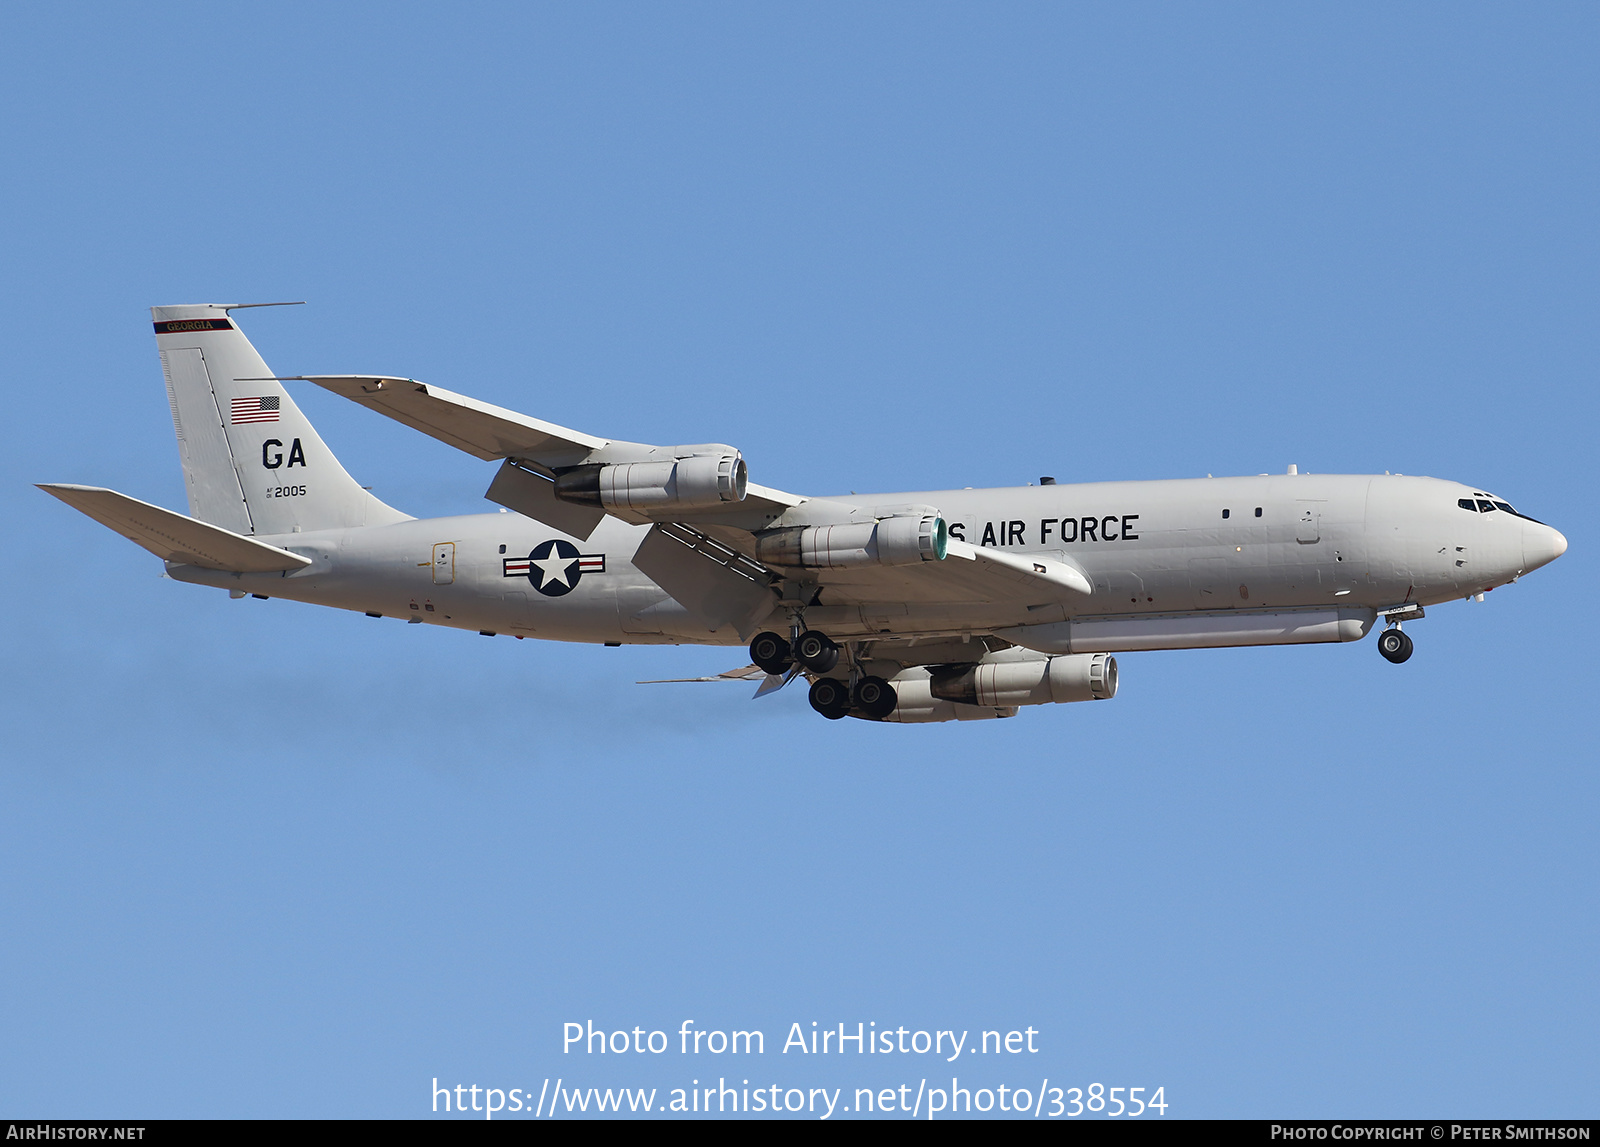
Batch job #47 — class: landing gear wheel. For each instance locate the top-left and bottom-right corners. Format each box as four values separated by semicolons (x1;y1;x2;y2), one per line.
808;677;851;720
748;631;793;676
1378;628;1413;664
852;676;897;720
794;630;840;674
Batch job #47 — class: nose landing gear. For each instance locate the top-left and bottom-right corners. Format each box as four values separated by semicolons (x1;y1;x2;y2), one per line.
1376;603;1423;664
1378;627;1413;664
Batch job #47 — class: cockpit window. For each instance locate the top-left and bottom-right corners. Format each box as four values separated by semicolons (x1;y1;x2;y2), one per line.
1459;494;1543;523
1493;500;1544;523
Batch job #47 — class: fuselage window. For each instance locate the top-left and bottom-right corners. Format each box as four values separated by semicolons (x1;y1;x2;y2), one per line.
1222;508;1230;519
1476;500;1497;513
1458;499;1478;511
1254;507;1262;517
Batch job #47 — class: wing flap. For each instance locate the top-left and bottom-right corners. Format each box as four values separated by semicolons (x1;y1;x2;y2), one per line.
629;523;778;636
484;460;608;540
38;484;312;572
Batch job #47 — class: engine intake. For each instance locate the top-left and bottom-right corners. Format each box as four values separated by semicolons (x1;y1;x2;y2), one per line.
554;451;746;512
755;514;947;569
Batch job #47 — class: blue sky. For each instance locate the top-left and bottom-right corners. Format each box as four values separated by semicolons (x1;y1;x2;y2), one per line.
1;2;1595;1119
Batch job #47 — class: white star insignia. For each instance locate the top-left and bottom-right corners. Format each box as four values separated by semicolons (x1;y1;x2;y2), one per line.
531;548;578;589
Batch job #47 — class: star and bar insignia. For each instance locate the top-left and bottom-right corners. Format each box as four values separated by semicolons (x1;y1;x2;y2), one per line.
503;539;605;596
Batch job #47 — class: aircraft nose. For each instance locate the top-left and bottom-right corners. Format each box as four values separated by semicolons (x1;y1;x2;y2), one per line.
1522;522;1568;571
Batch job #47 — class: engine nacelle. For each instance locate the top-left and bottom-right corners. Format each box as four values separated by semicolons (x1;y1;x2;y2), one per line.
875;670;1015;723
928;652;1118;708
755;514;948;569
553;450;747;512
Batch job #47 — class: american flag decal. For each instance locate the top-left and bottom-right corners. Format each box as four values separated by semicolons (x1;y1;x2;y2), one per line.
230;395;280;424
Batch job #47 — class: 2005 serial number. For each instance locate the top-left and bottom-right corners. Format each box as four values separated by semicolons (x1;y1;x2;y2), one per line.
266;485;307;498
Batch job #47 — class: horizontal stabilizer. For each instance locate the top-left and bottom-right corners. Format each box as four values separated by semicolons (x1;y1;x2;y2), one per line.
37;484;312;573
293;376;607;471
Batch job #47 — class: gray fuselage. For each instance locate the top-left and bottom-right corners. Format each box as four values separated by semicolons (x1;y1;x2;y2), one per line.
168;472;1563;653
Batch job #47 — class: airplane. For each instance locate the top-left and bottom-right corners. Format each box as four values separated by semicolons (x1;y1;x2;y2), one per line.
40;304;1568;724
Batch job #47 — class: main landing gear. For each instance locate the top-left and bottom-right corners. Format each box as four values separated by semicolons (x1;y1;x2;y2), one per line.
1377;627;1413;664
807;675;897;720
748;631;793;675
749;629;897;720
807;676;850;720
850;675;897;720
749;629;839;675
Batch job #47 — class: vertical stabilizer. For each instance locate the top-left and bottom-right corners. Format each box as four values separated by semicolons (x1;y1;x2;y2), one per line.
152;305;408;535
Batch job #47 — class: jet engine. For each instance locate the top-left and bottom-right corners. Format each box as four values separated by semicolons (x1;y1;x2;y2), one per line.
874;670;1014;723
755;514;948;569
553;449;747;512
869;652;1118;723
929;651;1117;708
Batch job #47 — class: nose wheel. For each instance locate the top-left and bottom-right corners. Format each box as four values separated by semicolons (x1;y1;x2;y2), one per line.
1377;627;1413;664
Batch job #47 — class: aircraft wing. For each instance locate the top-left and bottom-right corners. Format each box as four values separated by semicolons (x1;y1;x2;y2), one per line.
38;484;312;572
308;375;1087;620
783;539;1092;607
301;374;803;528
291;376;608;470
947;540;1092;595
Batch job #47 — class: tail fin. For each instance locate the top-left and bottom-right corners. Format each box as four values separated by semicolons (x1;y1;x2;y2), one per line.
152;304;409;535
